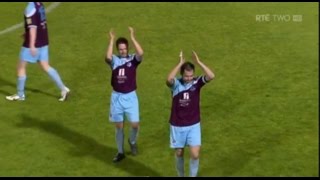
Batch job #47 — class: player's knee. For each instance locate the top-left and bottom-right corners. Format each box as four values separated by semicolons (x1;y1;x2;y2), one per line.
190;149;200;159
176;149;184;157
115;122;124;129
191;152;200;160
17;69;26;76
130;123;139;129
40;62;50;72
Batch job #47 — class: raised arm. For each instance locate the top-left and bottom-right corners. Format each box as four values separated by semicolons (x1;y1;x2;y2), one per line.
105;29;115;63
166;51;185;87
129;27;143;58
192;50;215;82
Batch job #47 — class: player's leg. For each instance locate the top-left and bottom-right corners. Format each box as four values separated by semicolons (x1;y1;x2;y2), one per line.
128;122;139;155
6;61;28;101
175;148;185;177
189;146;200;177
124;91;139;155
38;46;70;101
113;121;125;162
109;92;126;162
187;123;201;177
6;46;38;101
17;61;28;99
170;125;187;177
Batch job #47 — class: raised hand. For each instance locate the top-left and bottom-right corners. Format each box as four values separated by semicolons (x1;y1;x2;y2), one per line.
109;28;115;40
179;50;185;64
128;26;135;39
192;50;201;65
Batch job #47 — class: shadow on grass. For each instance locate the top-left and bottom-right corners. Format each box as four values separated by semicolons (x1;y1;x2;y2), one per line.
16;114;161;177
0;76;57;98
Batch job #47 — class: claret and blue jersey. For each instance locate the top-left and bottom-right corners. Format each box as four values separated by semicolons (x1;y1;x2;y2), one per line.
169;75;208;127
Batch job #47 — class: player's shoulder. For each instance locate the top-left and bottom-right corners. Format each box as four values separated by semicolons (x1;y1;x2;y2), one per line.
193;76;202;82
25;2;36;18
192;76;206;84
169;77;182;91
111;54;122;61
194;75;209;87
128;54;136;60
176;77;184;86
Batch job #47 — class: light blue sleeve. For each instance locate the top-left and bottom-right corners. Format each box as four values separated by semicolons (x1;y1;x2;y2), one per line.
25;2;36;18
171;78;182;97
171;78;179;92
111;55;126;70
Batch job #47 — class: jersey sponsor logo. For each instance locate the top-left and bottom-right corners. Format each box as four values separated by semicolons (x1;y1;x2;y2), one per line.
179;92;191;107
117;68;127;84
183;92;189;100
118;68;125;76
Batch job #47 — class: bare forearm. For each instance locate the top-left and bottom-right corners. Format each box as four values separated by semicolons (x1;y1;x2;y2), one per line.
198;61;215;81
105;39;114;61
167;62;182;85
131;37;143;56
29;28;36;48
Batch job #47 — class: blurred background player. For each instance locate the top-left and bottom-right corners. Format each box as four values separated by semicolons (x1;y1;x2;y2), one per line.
6;2;70;102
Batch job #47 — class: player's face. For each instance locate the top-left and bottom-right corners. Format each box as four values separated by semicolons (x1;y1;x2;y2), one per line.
118;44;128;58
182;70;194;83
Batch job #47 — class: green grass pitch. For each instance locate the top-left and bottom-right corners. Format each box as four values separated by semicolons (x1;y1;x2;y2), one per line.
0;2;318;176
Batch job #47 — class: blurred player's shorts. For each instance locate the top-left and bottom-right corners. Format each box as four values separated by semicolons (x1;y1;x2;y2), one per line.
20;45;49;63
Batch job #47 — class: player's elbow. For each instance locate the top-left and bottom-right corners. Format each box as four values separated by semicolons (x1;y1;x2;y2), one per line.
166;80;173;87
137;50;144;57
106;54;112;60
209;73;215;80
105;57;112;64
166;77;174;86
206;74;215;82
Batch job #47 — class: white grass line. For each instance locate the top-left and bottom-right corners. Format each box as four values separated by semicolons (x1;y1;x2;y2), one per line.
46;2;61;13
0;2;61;36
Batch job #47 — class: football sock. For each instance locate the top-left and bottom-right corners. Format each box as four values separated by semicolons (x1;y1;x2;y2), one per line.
129;127;138;144
189;158;199;177
47;67;65;91
116;127;124;154
17;76;26;97
175;156;184;177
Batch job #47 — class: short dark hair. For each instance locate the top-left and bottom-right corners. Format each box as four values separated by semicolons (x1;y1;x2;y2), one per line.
180;62;195;75
116;37;129;50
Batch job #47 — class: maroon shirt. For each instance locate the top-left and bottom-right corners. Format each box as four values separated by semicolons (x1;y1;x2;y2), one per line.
169;76;208;127
23;2;49;48
107;54;142;93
